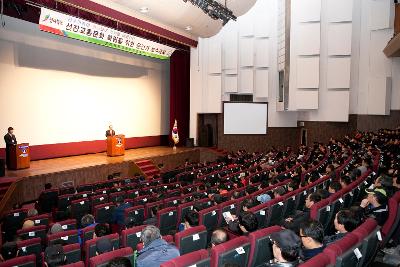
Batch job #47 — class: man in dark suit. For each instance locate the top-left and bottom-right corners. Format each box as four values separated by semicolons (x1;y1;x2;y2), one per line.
4;127;17;168
105;125;115;137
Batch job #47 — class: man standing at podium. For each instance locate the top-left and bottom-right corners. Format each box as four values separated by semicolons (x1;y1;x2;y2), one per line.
105;125;115;137
4;127;17;168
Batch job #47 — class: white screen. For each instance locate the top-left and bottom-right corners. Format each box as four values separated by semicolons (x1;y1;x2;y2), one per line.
223;103;268;134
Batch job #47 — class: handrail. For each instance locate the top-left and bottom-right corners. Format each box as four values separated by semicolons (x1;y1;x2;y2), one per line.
0;178;21;217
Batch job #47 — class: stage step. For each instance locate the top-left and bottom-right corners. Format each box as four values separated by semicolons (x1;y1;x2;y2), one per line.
208;147;229;156
134;159;160;179
0;179;16;202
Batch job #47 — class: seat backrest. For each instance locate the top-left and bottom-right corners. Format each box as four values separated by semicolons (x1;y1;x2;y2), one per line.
174;225;208;255
324;233;360;266
198;206;220;231
382;191;400;245
219;200;238;227
310;198;331;234
50;219;77;231
16;237;42;266
17;225;47;241
266;199;286;227
29;213;51;227
0;255;36;267
84;233;120;266
352;219;380;267
157;207;178;235
81;225;97;244
249;202;270;229
176;201;195;227
91;194;109;209
3;209;28;234
89;247;134;267
160;249;209;267
298;252;331;267
63;243;82;264
94;203;116;224
58;194;74;210
62;261;84;267
47;230;79;246
109;191;126;203
121;225;147;250
210;236;251;267
248;226;282;267
71;199;91;224
163;196;181;207
144;200;163;219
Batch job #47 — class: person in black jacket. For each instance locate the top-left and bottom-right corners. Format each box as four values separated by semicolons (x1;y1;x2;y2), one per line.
4;127;17;168
360;187;388;226
265;229;301;267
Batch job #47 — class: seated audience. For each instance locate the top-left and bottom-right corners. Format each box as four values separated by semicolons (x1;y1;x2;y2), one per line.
228;211;258;235
137;225;179;267
112;197;132;227
316;189;330;200
0;238;18;261
22;220;35;230
328;181;342;195
95;223;111;238
44;244;67;267
339;176;352;188
265;229;301;267
283;193;321;234
49;223;64;235
324;209;359;245
37;182;57;213
325;164;336;179
299;220;325;261
360;187;388;226
107;257;132;267
273;186;287;198
27;208;38;217
178;210;199;232
143;206;158;226
210;228;229;248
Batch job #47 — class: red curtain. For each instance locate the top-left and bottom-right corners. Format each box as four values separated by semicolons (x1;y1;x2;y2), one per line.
170;49;191;146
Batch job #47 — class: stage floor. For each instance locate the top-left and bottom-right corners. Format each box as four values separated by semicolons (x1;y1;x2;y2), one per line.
5;146;196;179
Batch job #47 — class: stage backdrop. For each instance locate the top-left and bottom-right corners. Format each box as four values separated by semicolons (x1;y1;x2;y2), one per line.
0;16;170;160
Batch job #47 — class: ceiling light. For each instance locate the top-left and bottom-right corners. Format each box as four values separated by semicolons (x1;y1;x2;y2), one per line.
139;7;149;13
185;26;193;31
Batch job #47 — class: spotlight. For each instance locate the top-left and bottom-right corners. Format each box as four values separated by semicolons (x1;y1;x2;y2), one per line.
183;0;236;25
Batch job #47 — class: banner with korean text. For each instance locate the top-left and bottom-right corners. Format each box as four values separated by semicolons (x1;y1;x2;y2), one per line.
39;7;175;59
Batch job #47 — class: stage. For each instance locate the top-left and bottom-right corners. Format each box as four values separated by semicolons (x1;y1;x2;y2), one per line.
5;146;197;179
0;146;220;215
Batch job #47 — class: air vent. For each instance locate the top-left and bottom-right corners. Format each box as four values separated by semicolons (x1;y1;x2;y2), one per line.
229;94;253;102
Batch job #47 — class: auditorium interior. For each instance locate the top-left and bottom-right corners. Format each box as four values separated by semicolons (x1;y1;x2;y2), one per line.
0;0;399;267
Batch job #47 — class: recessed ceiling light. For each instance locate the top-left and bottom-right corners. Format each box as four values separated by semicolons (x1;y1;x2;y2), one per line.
139;7;149;13
185;26;192;31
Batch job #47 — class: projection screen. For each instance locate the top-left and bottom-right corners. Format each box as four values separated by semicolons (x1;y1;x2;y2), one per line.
223;102;268;134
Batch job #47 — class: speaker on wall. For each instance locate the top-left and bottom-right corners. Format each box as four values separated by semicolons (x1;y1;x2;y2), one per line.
0;158;5;177
186;138;194;148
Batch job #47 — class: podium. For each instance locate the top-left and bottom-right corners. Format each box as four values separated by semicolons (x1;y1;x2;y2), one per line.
107;135;125;157
8;143;30;170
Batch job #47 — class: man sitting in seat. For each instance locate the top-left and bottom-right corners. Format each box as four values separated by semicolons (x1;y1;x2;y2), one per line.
143;206;159;226
94;223;110;238
324;209;359;245
265;229;301;267
178;210;199;232
299;220;325;261
210;228;229;248
112;197;132;228
283;193;321;234
360;187;388;226
137;225;180;267
227;211;258;236
44;243;67;267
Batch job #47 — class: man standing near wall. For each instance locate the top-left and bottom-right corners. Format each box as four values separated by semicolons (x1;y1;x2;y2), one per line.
4;127;17;169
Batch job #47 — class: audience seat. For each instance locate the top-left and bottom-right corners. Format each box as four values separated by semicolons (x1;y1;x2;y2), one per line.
94;203;116;224
381;191;400;247
352;219;380;267
62;261;84;267
90;194;109;210
298;252;331;267
121;225;147;250
84;233;120;266
174;225;208;255
176;202;195;227
47;229;79;245
16;237;41;266
28;213;51;227
89;247;134;267
2;208;28;241
265;198;286;227
0;254;36;267
218;199;238;227
124;205;145;226
310;198;331;234
198;206;220;232
50;219;77;231
210;236;251;267
324;233;362;267
81;224;96;244
40;243;81;267
109;191;126;203
163;196;181;207
248;226;282;267
59;186;75;196
70;199;91;226
144;200;163;218
157;207;178;235
160;249;210;267
58;193;74;210
17;225;47;242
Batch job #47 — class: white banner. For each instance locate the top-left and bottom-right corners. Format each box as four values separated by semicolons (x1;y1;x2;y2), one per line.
39;7;175;59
